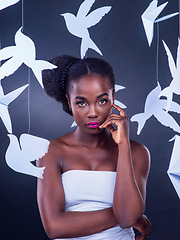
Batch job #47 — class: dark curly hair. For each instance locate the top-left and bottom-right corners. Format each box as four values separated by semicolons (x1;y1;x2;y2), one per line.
42;55;115;116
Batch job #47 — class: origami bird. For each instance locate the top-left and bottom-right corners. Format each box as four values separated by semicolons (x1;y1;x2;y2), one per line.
114;84;126;109
159;39;180;112
0;83;28;133
61;0;111;58
0;27;57;87
6;133;50;179
130;82;180;135
141;0;179;46
167;135;180;198
0;0;20;11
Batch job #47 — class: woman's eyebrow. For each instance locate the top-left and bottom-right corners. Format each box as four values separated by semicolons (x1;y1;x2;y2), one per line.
97;93;108;99
75;96;86;100
75;93;108;101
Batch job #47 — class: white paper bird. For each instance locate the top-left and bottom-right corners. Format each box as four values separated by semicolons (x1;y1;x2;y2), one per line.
130;82;180;135
71;84;126;127
6;133;50;179
141;0;179;46
0;83;28;133
114;84;127;109
159;39;180;112
0;27;57;87
0;0;20;11
61;0;111;59
167;135;180;198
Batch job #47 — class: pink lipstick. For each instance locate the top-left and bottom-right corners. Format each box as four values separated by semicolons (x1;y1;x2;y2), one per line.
87;122;100;129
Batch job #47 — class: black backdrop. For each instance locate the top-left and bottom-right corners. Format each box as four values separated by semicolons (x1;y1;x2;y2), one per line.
0;0;180;239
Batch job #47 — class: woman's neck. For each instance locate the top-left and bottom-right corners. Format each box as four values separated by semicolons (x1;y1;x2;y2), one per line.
73;127;115;148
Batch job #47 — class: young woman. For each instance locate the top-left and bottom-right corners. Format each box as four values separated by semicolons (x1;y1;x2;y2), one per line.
37;55;151;240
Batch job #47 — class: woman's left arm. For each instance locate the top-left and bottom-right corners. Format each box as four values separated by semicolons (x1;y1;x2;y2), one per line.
99;104;150;228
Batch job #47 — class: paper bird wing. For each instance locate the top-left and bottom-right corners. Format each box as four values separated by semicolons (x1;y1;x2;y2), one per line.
114;99;126;109
0;104;12;133
176;38;180;76
141;1;168;46
15;27;36;61
85;6;111;28
31;60;57;88
167;135;180;198
0;56;22;80
162;40;176;79
0;46;16;60
130;112;151;135
71;121;77;128
159;99;180;114
154;110;180;133
0;0;20;10
19;134;50;161
155;12;179;23
77;0;95;18
115;84;125;92
0;84;28;105
143;1;168;21
142;0;158;18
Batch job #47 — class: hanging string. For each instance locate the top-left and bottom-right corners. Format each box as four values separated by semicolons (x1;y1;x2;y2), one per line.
21;0;31;133
22;0;24;31
156;23;160;84
0;38;1;67
179;0;180;37
27;68;31;134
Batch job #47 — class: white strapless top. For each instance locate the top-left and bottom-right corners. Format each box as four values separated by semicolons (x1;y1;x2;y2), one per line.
55;170;135;240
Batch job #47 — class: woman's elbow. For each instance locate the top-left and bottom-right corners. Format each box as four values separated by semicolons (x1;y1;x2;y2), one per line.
43;219;64;239
113;208;142;228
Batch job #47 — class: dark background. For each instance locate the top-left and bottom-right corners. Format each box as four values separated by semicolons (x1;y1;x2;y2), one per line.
0;0;180;239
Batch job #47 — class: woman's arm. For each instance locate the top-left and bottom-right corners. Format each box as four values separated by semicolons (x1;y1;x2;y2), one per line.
99;104;150;228
37;142;117;239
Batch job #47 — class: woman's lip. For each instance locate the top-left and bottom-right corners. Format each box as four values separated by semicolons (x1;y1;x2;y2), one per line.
87;122;100;128
87;122;100;125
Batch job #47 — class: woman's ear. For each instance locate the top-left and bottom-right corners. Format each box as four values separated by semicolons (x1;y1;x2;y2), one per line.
112;90;115;104
66;94;71;109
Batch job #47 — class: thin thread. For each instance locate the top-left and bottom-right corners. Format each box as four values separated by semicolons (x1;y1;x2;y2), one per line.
156;23;160;84
0;38;1;67
21;0;31;134
27;68;31;134
179;0;180;37
22;0;24;31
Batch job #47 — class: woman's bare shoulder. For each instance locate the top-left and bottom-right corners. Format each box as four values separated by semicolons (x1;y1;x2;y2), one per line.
130;139;151;170
37;131;74;167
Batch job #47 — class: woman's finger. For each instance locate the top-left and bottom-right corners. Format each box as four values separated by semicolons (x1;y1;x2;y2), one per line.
113;104;126;117
107;124;116;133
99;118;122;129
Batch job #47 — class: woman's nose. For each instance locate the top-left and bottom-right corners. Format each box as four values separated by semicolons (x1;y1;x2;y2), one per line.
87;105;98;118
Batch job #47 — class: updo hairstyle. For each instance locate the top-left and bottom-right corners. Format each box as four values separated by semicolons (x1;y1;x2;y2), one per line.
42;55;115;116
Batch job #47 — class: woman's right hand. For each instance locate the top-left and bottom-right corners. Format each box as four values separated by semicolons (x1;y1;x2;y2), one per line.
133;214;151;239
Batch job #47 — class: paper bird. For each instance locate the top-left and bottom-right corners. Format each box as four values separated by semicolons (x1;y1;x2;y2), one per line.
130;82;180;135
71;84;126;127
0;0;20;11
167;135;180;198
61;0;111;58
141;0;179;46
0;27;57;87
0;83;28;133
6;133;50;178
159;39;180;112
114;84;127;108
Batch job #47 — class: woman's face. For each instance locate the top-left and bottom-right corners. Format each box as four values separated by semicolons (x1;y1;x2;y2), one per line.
67;74;114;134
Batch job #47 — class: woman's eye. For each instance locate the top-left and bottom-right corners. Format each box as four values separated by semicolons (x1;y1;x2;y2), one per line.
99;99;108;105
76;101;86;107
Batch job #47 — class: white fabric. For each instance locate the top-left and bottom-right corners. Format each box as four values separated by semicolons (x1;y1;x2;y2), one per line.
55;170;135;240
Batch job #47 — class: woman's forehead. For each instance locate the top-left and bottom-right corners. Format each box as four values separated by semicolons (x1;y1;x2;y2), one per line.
69;74;111;93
